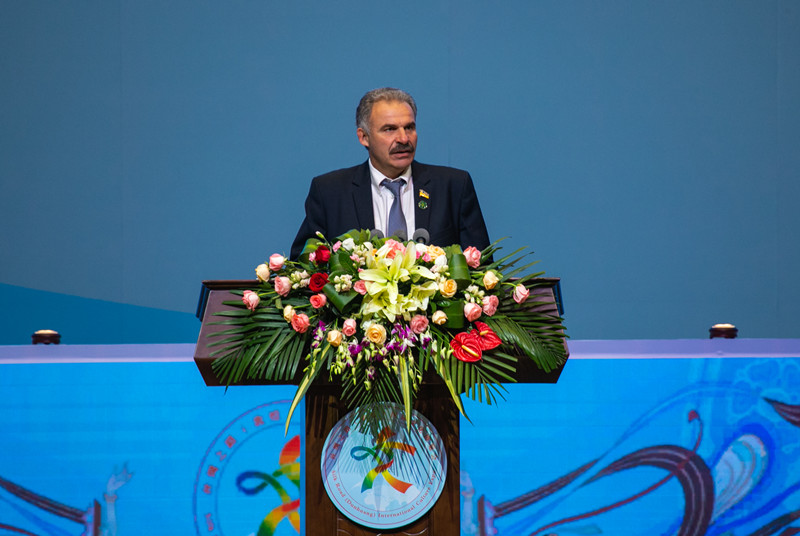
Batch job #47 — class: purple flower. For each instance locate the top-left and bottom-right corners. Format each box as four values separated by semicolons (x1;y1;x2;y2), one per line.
313;321;327;341
348;343;363;358
372;347;387;362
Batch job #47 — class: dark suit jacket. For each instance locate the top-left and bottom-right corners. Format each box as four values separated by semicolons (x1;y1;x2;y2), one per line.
290;161;490;258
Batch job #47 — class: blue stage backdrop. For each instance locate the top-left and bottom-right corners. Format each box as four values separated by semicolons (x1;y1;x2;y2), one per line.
2;1;799;345
2;339;800;535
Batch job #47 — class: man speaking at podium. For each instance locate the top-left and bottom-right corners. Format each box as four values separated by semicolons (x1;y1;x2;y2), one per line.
290;87;491;259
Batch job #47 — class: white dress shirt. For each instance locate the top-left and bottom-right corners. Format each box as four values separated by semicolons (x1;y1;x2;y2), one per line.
368;159;415;238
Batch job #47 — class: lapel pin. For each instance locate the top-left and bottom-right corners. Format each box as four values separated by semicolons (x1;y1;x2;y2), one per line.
418;200;428;210
419;189;429;199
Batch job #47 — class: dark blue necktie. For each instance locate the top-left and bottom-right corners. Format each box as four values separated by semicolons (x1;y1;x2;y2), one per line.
381;178;406;237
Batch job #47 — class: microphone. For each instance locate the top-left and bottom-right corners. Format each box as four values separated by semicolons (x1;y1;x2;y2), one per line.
393;229;408;242
369;229;385;240
412;228;430;245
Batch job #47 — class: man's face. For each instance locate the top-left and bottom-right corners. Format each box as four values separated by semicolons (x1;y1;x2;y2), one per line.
357;99;417;179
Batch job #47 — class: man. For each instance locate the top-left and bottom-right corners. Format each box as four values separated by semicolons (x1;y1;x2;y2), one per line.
290;88;490;258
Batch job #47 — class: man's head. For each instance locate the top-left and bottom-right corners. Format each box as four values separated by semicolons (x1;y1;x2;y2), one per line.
356;88;418;179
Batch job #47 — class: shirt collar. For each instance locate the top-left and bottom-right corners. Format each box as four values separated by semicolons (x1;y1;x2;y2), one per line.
368;159;412;190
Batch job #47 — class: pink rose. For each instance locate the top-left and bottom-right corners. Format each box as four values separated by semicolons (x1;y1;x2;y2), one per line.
464;302;482;322
410;314;429;334
332;241;342;252
274;276;291;297
482;295;499;316
342;318;357;337
269;254;285;271
242;290;260;311
513;284;530;304
353;280;367;295
383;239;406;259
463;246;482;269
310;293;327;309
291;313;310;333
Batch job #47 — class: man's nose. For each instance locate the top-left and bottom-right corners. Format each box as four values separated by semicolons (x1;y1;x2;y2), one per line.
396;128;409;142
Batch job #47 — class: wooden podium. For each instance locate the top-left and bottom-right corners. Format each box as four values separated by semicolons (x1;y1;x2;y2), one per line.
194;279;568;536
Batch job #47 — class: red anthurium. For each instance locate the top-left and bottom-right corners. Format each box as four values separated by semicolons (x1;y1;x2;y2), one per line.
471;321;502;350
450;332;483;362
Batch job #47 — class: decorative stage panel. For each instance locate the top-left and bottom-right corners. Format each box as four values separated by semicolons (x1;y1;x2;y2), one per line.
2;339;799;535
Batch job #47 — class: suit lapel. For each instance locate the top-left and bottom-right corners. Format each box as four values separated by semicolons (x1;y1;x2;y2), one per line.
352;161;374;231
412;162;432;232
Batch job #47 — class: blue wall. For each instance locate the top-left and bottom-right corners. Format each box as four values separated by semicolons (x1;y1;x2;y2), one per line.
2;1;799;344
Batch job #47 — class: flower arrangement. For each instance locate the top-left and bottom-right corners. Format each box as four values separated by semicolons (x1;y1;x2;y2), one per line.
209;229;567;432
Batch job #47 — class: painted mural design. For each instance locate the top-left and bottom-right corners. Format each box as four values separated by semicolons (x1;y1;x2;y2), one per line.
3;353;800;535
462;359;800;536
0;464;131;536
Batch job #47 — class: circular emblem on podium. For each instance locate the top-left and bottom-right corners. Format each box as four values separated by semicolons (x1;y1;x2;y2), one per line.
320;403;447;529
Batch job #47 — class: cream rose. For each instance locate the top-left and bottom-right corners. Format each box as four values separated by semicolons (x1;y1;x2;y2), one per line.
483;270;499;290
327;330;343;347
427;245;446;260
431;310;448;325
439;279;458;298
255;263;270;282
283;305;296;322
365;323;387;346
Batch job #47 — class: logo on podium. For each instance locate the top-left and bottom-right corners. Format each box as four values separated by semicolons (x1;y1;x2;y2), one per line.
320;403;447;529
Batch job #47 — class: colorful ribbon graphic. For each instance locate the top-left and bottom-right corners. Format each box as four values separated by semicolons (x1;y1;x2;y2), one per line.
351;427;417;493
236;435;301;536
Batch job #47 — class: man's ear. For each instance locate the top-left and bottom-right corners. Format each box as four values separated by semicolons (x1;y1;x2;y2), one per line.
357;128;369;149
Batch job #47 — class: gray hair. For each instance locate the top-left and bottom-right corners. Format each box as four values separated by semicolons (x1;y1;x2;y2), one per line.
356;88;417;134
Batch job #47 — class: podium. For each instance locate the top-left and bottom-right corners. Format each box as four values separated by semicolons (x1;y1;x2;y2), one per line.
194;279;568;536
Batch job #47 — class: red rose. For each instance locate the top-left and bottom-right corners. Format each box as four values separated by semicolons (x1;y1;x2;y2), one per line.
315;245;331;263
471;321;502;350
450;332;483;362
308;272;329;292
